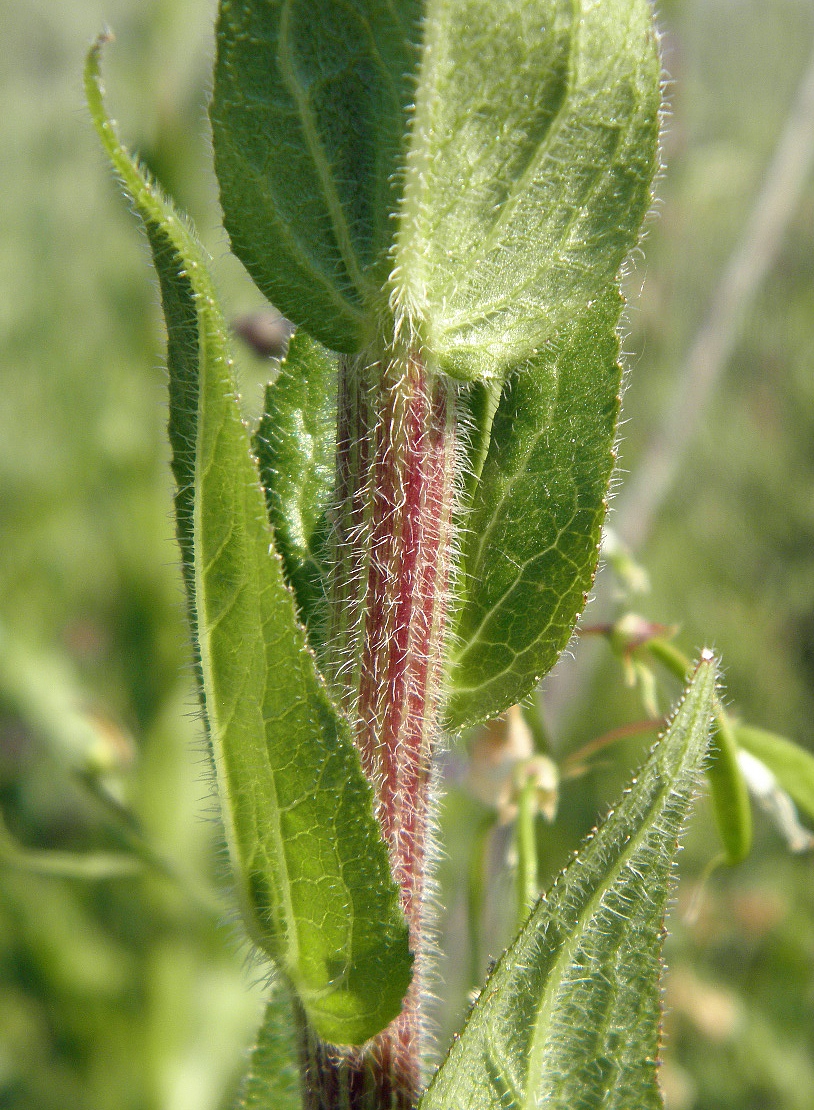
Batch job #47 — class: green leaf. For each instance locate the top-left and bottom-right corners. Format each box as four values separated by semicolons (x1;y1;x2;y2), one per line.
707;711;752;865
445;290;622;729
86;37;411;1046
393;0;661;381
237;984;301;1110
735;724;814;826
645;639;752;864
253;330;336;640
210;0;422;353
211;0;658;376
421;654;717;1110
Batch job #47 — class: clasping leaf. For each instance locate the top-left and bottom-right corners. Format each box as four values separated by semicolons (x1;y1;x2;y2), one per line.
253;331;337;646
211;0;659;381
393;0;660;381
211;0;423;353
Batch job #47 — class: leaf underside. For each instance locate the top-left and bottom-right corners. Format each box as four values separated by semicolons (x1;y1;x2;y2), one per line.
445;288;623;730
421;656;717;1110
210;0;423;353
86;38;411;1047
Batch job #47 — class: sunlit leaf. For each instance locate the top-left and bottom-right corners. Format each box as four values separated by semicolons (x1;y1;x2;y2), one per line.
446;290;622;729
646;638;752;864
211;0;659;383
393;0;660;381
422;654;716;1110
210;0;422;352
86;37;411;1045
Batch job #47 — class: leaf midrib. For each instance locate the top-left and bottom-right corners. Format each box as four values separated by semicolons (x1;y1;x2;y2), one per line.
518;739;697;1107
194;328;300;973
221;126;368;330
277;0;377;304
457;366;562;597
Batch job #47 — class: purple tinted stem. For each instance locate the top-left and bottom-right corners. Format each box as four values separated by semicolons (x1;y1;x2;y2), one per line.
303;347;457;1109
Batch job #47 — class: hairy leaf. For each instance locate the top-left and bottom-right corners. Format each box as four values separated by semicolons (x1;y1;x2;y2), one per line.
446;290;622;729
211;0;658;378
645;639;752;864
253;331;336;639
735;724;814;826
237;984;301;1110
422;654;716;1110
210;0;422;352
86;38;411;1045
393;0;661;381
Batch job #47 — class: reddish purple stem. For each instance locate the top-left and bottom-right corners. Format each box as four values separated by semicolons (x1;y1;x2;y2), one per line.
304;348;457;1109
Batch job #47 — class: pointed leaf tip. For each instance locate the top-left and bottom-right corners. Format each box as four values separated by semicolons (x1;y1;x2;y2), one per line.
422;655;716;1110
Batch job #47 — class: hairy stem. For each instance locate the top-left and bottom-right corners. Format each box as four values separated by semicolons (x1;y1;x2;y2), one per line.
302;346;458;1109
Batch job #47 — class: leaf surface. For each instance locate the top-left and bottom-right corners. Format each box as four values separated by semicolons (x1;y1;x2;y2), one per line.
446;290;622;729
210;0;422;352
422;655;717;1110
237;984;301;1110
253;331;336;640
87;38;411;1046
707;712;752;864
393;0;661;381
211;0;658;377
645;640;752;863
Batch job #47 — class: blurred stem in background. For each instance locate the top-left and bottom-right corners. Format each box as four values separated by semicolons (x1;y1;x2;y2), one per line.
618;35;814;552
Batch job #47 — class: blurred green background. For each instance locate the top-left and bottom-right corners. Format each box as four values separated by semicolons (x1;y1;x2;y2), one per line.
2;1;813;1107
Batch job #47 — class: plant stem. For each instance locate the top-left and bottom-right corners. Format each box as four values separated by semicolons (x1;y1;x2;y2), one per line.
303;345;458;1109
514;774;539;929
466;810;497;992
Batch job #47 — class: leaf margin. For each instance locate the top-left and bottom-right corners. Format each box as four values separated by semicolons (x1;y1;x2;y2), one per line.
85;33;412;1046
421;652;717;1110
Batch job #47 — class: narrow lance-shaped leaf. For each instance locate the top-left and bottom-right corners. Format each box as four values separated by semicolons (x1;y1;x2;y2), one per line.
253;330;336;645
421;653;717;1110
392;0;661;381
446;289;622;729
86;37;411;1046
646;638;752;865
